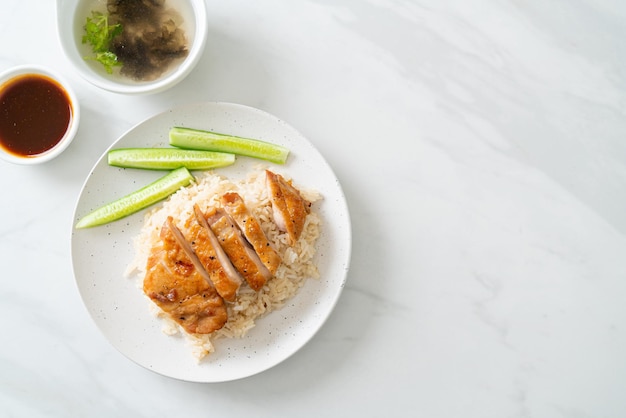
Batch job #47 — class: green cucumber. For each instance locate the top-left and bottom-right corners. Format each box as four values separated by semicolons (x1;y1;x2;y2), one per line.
169;126;290;164
108;148;235;170
75;167;194;228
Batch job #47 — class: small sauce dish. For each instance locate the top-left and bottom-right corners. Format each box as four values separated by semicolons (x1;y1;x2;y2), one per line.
0;65;80;165
56;0;208;95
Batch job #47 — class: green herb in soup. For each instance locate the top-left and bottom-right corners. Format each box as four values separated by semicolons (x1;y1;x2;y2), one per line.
82;11;123;74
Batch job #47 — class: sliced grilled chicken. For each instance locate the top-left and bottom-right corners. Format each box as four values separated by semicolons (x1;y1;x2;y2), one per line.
205;207;272;291
143;217;228;334
265;170;311;245
221;192;281;275
186;204;243;302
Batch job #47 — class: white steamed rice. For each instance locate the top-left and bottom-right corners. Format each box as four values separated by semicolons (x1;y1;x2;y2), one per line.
125;166;321;360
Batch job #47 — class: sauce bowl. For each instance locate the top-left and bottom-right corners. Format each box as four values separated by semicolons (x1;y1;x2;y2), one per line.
56;0;208;95
0;65;80;165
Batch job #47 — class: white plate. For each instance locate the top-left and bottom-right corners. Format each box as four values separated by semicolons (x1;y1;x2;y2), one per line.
71;102;351;382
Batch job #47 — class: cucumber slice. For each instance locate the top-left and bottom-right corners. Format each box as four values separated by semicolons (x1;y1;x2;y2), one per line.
75;167;194;229
108;148;235;170
169;126;290;164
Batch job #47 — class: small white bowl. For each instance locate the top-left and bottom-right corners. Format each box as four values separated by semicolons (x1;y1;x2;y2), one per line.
0;65;80;165
56;0;207;95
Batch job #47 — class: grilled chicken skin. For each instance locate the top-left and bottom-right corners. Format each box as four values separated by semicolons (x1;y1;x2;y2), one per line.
185;204;243;302
265;170;311;245
221;192;281;275
143;217;228;334
205;207;272;291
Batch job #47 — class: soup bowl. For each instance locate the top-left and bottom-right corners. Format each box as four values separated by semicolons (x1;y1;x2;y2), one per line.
56;0;208;95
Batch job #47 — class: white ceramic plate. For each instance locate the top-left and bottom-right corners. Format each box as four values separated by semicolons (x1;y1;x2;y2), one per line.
71;102;351;382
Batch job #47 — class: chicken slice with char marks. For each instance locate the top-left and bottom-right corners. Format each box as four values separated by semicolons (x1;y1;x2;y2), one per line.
205;207;272;291
221;192;281;275
265;170;311;246
143;217;228;334
185;204;243;302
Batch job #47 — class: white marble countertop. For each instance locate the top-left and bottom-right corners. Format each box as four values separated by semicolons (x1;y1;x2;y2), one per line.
2;0;625;416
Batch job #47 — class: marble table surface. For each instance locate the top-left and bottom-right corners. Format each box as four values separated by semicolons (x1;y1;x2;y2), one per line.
1;0;625;417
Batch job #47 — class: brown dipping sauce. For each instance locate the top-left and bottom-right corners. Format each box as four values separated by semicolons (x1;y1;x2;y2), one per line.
0;74;73;157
